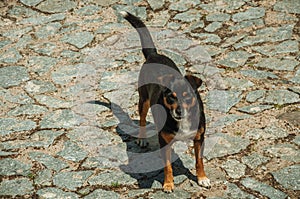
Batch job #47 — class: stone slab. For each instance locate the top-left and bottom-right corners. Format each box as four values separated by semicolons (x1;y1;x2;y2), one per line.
67;126;121;148
1;89;34;105
235;24;294;48
127;189;152;198
51;63;96;85
232;7;265;22
246;90;266;103
61;31;94;49
262;90;299;105
36;0;77;13
182;45;212;64
28;56;57;75
40;109;85;129
82;143;128;169
0;151;18;157
240;70;278;79
0;40;11;49
204;22;222;32
29;42;57;56
224;183;255;199
53;171;93;191
245;126;288;140
34;169;53;186
57;141;87;162
2;27;32;40
114;5;147;21
293;135;300;146
37;187;79;199
185;21;205;32
241;153;270;169
29;151;68;172
217;51;253;68
221;159;246;179
274;0;300;14
0;178;34;196
147;0;164;10
272;165;300;190
199;0;245;12
94;0;118;6
206;13;230;22
221;34;247;48
252;40;299;56
34;95;73;108
8;5;38;18
241;178;287;199
35;22;62;39
224;78;254;91
0;66;29;88
25;80;57;94
264;144;299;163
206;90;242;113
83;189;120;199
238;105;273;114
291;68;300;84
210;114;250;128
19;13;65;25
229;19;264;31
205;133;250;160
149;190;191;198
173;9;202;22
159;38;193;51
8;104;48;116
0;118;36;136
88;170;137;186
255;58;299;71
277;111;300;127
20;0;43;6
0;130;64;150
76;5;100;16
191;33;221;44
169;0;199;12
0;158;31;176
96;22;127;34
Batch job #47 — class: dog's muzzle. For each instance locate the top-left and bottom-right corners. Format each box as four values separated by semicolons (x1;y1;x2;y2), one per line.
172;107;187;121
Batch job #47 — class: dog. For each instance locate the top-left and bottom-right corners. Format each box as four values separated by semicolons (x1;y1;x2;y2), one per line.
120;11;210;192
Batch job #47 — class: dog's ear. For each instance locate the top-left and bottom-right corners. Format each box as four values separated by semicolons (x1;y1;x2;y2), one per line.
157;74;175;88
185;75;202;90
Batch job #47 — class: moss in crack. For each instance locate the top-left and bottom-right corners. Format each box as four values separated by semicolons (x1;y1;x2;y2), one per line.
111;181;121;188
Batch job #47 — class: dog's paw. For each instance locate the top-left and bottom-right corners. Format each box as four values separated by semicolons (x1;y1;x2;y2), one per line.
163;183;174;193
135;138;149;148
198;177;211;189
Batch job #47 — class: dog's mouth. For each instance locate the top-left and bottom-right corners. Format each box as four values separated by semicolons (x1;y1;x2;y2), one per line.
173;115;183;121
171;109;187;121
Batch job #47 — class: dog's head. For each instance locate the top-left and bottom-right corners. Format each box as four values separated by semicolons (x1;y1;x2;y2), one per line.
159;74;202;121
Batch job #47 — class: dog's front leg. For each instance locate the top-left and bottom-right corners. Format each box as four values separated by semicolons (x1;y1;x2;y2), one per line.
194;128;211;188
159;131;175;193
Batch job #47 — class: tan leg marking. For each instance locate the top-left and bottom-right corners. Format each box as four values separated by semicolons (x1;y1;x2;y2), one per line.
194;128;211;188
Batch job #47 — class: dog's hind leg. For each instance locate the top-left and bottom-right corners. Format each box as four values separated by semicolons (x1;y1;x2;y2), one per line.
136;98;150;147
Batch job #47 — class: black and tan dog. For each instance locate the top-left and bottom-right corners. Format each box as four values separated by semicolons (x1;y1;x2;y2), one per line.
120;11;210;192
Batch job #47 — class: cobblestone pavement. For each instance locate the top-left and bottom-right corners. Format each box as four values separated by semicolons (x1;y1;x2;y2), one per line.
0;0;299;198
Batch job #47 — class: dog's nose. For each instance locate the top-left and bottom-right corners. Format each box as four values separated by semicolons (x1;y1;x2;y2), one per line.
175;107;182;115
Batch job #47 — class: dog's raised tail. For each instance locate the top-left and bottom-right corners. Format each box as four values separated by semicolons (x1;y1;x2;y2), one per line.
120;11;157;59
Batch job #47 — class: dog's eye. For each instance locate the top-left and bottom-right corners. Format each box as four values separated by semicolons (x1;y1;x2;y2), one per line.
166;94;176;104
167;98;174;104
185;97;193;104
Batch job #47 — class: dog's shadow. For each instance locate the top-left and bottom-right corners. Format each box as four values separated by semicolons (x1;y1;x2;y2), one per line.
89;100;197;189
